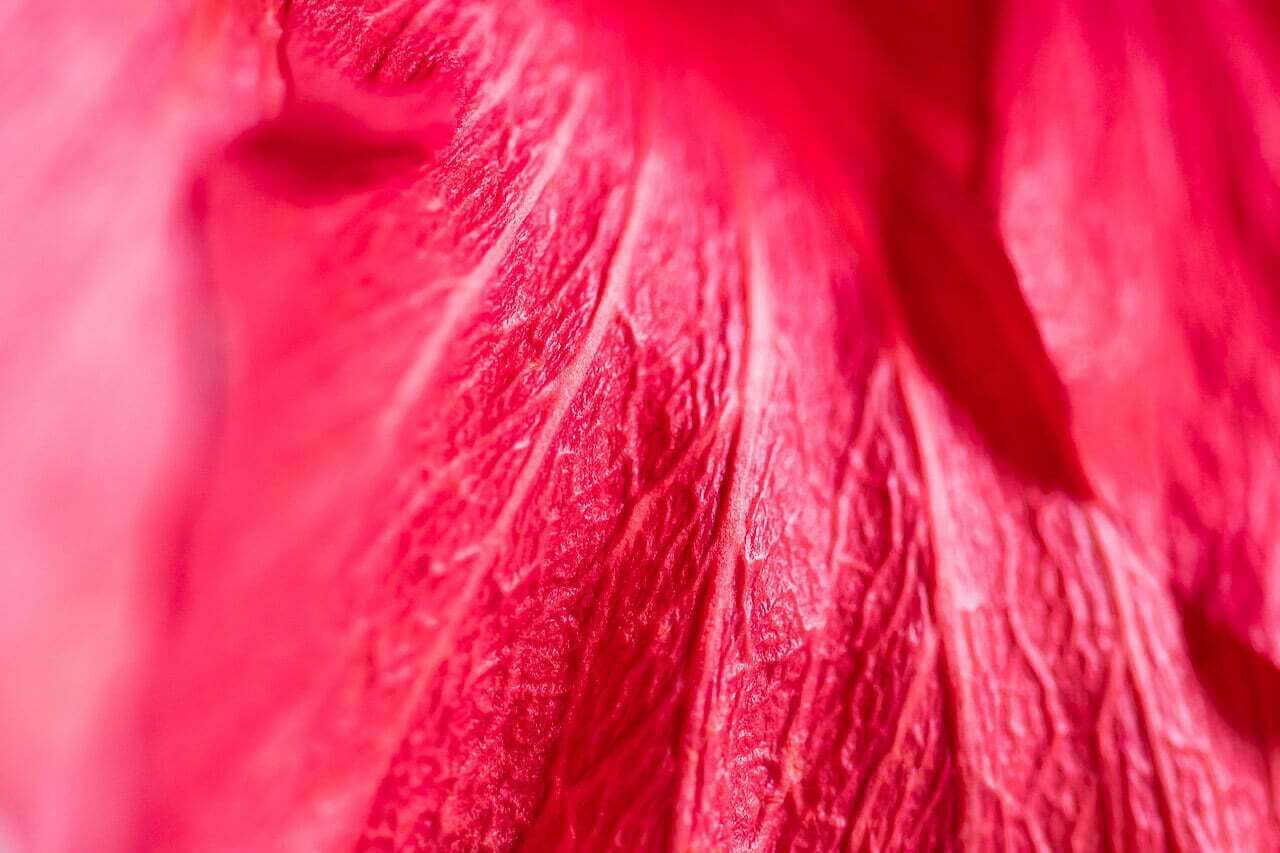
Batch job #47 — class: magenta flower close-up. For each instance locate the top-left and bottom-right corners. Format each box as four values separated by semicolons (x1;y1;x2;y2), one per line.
4;1;1280;850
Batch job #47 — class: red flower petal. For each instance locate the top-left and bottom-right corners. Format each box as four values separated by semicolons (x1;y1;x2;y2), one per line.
5;1;1279;851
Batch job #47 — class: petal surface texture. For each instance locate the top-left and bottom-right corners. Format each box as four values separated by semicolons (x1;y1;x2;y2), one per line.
4;1;1280;852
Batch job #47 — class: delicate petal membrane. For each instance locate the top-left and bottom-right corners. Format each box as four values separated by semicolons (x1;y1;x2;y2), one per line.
4;1;1279;851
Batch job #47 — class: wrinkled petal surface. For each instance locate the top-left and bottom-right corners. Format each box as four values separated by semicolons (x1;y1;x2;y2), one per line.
4;1;1280;851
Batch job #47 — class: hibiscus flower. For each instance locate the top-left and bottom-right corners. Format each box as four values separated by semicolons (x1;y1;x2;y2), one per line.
3;1;1278;850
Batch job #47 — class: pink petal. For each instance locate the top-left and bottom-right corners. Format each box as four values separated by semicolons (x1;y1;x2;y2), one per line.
0;1;249;847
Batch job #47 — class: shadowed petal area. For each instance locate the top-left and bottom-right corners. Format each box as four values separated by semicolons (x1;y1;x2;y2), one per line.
993;0;1280;676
